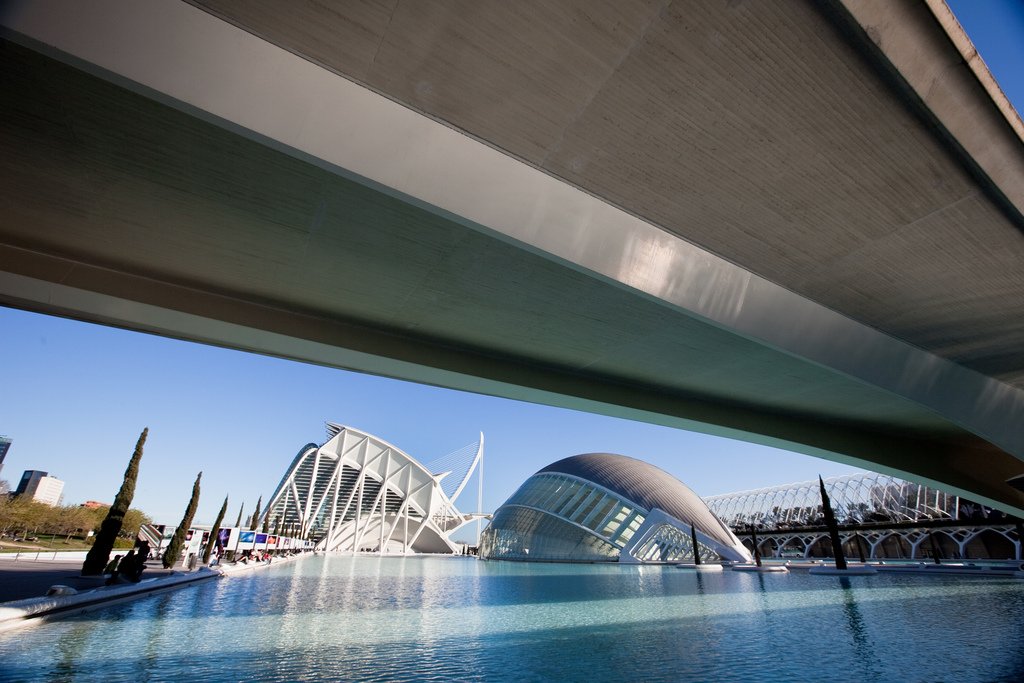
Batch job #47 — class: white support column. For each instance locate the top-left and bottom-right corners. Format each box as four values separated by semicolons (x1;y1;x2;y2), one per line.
328;466;366;552
404;466;411;554
327;461;343;544
353;474;365;553
303;448;322;524
290;479;302;521
382;466;413;552
403;480;436;550
354;450;389;552
380;454;391;553
308;457;344;526
354;453;390;554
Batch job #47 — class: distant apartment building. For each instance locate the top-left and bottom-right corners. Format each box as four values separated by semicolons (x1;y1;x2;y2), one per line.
0;435;11;477
15;470;65;506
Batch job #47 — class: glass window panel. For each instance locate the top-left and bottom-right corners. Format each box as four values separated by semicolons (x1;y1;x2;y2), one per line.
584;495;615;530
555;483;587;516
572;491;602;524
593;499;622;535
537;477;569;511
550;480;581;514
561;487;594;520
523;477;555;507
602;505;633;538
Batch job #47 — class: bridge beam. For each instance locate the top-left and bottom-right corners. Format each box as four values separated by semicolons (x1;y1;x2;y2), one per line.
1;0;1023;514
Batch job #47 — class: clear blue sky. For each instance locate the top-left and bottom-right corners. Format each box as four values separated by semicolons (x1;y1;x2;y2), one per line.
0;306;864;535
1;2;1020;540
947;0;1024;110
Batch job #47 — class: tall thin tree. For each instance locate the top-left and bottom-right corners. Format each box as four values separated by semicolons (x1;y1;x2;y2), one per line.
203;495;229;564
819;475;848;570
249;496;262;531
82;428;148;575
234;501;244;529
162;472;202;569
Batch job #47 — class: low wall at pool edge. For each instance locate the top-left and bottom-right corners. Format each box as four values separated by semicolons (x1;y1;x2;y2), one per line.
0;568;220;633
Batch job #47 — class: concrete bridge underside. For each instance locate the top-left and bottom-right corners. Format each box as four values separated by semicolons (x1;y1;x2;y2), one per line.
2;1;1023;513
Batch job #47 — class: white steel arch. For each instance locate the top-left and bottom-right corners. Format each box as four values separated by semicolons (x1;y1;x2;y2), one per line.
705;472;963;529
262;424;484;554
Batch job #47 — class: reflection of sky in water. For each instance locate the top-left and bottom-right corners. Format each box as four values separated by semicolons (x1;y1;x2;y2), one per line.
1;556;1022;682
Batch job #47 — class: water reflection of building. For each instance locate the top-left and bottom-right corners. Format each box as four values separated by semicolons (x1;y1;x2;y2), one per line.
705;473;1021;560
480;453;751;563
263;423;484;555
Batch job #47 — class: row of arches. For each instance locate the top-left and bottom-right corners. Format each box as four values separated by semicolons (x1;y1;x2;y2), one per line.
740;526;1020;561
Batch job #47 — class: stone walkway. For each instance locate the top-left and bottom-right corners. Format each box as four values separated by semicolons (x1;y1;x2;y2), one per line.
0;558;175;604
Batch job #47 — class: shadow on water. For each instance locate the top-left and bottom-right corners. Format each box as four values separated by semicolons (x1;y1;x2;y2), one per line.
52;619;93;683
67;558;993;623
838;576;882;678
138;590;178;683
3;555;1024;683
5;598;1024;683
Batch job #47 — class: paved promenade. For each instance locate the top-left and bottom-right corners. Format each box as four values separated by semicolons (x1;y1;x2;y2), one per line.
0;557;175;604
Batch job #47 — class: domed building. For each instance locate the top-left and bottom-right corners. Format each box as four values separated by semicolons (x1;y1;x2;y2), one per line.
479;453;751;564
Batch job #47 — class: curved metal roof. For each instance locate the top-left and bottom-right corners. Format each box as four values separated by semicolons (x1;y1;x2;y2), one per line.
539;453;736;545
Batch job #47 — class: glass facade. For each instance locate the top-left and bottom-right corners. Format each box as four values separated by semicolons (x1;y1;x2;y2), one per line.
480;459;751;564
479;507;619;562
633;524;717;563
480;472;649;562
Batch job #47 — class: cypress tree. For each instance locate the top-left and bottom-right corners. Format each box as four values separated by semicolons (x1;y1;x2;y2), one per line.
162;472;202;569
819;475;847;570
82;428;148;575
749;525;762;567
273;516;282;536
261;514;269;534
203;495;228;564
234;501;244;529
249;496;262;531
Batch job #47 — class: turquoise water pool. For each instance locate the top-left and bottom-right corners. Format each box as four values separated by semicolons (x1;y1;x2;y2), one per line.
1;556;1022;682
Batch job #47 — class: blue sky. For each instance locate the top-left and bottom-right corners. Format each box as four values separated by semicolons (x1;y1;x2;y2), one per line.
0;307;864;538
947;0;1024;109
1;3;1020;540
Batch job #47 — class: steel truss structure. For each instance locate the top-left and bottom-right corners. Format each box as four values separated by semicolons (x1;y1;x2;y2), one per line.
263;423;483;554
706;472;1022;560
705;472;961;529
